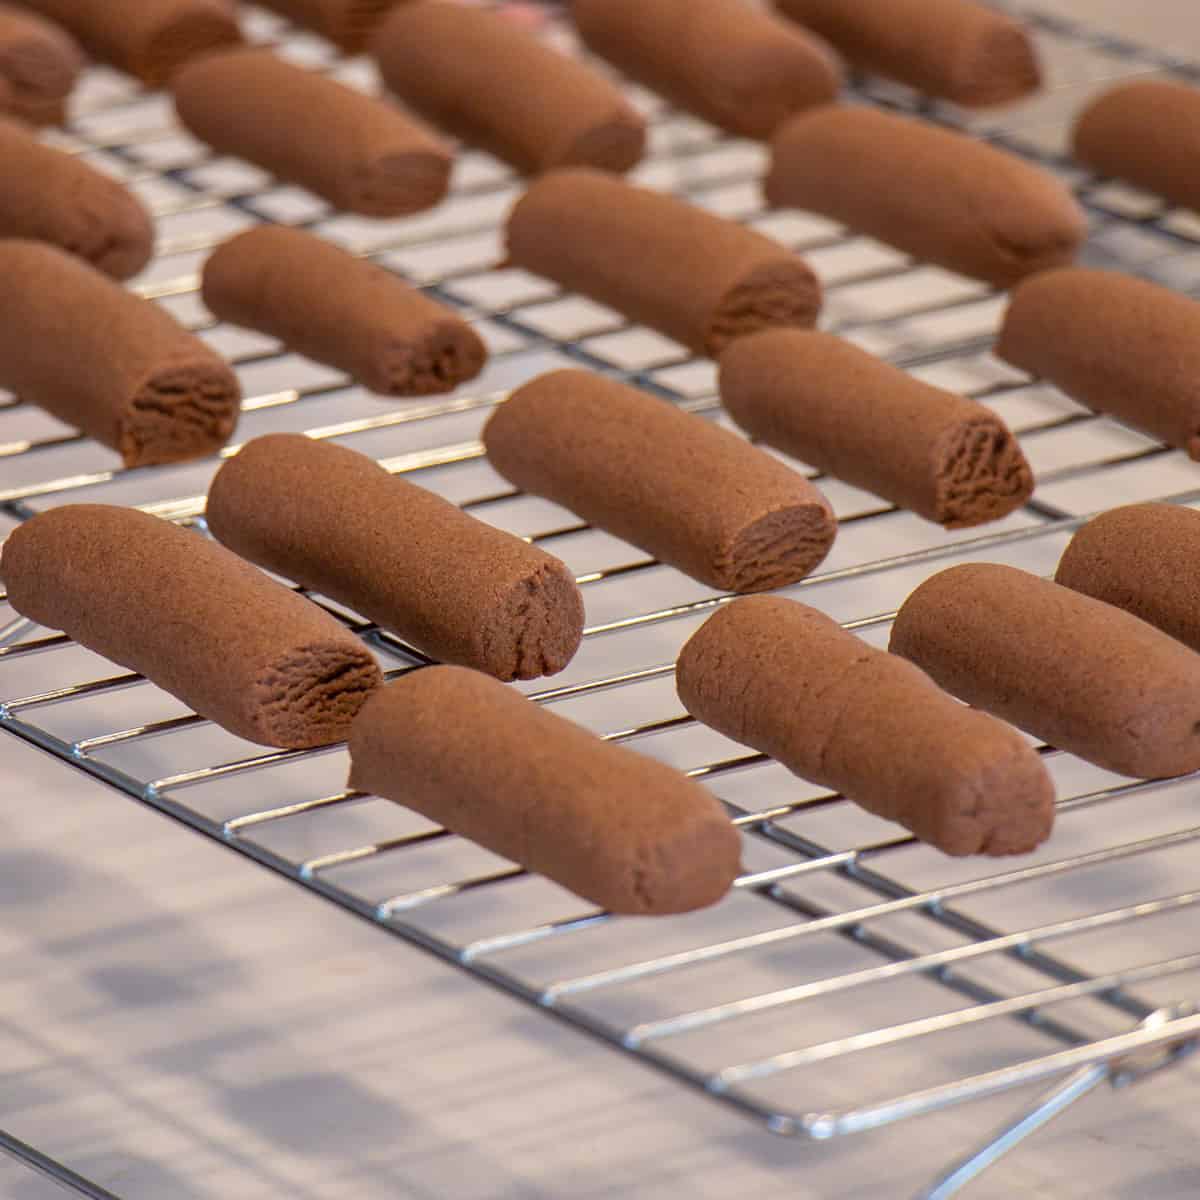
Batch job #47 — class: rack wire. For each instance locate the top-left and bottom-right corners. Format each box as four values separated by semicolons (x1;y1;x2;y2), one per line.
4;3;1200;1196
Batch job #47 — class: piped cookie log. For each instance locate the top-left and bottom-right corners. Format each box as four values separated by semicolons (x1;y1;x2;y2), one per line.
996;268;1200;459
0;4;82;116
483;370;836;594
374;1;646;175
1073;80;1200;213
0;240;239;466
890;563;1200;780
765;106;1085;287
202;227;486;397
507;168;821;357
206;434;584;682
0;118;153;278
571;0;840;140
719;331;1034;528
678;598;1055;855
257;0;400;52
1055;504;1200;654
11;0;241;86
0;506;382;748
172;48;452;217
774;0;1041;107
6;92;60;125
348;667;742;915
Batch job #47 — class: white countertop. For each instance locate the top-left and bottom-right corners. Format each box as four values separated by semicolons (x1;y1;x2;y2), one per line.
2;736;1199;1200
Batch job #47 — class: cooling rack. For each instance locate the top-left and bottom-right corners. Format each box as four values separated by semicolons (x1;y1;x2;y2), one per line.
4;3;1200;1197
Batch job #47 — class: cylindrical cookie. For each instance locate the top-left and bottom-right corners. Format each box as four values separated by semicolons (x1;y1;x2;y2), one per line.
0;4;82;107
0;117;153;278
765;106;1086;287
206;434;585;681
0;240;240;466
1055;504;1200;654
507;168;822;357
348;666;742;914
1073;80;1200;213
257;0;399;51
11;0;241;86
774;0;1041;107
374;2;646;175
571;0;841;141
172;48;452;217
483;369;836;593
678;598;1055;855
996;268;1200;459
719;330;1035;528
7;93;63;125
0;505;383;748
889;563;1200;779
202;227;486;396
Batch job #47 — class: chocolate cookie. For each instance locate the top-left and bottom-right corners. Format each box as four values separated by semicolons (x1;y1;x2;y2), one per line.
507;167;822;357
349;667;742;914
202;226;486;396
890;563;1200;779
766;105;1085;287
0;239;239;466
1;505;382;748
6;92;64;125
484;369;836;593
719;330;1034;527
678;597;1055;855
207;433;584;681
572;0;840;140
996;268;1200;459
13;0;241;85
775;0;1040;107
1073;80;1200;213
0;4;82;108
0;117;153;278
257;0;399;51
375;1;645;175
173;48;452;217
1056;504;1200;654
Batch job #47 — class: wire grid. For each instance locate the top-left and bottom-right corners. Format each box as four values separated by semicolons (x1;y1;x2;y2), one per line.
5;3;1200;1194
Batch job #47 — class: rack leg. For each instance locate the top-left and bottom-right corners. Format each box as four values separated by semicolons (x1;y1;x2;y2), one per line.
921;1002;1200;1198
0;1126;124;1200
919;1063;1109;1199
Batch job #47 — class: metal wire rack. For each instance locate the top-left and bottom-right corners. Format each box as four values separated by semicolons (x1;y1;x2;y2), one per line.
4;3;1200;1196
